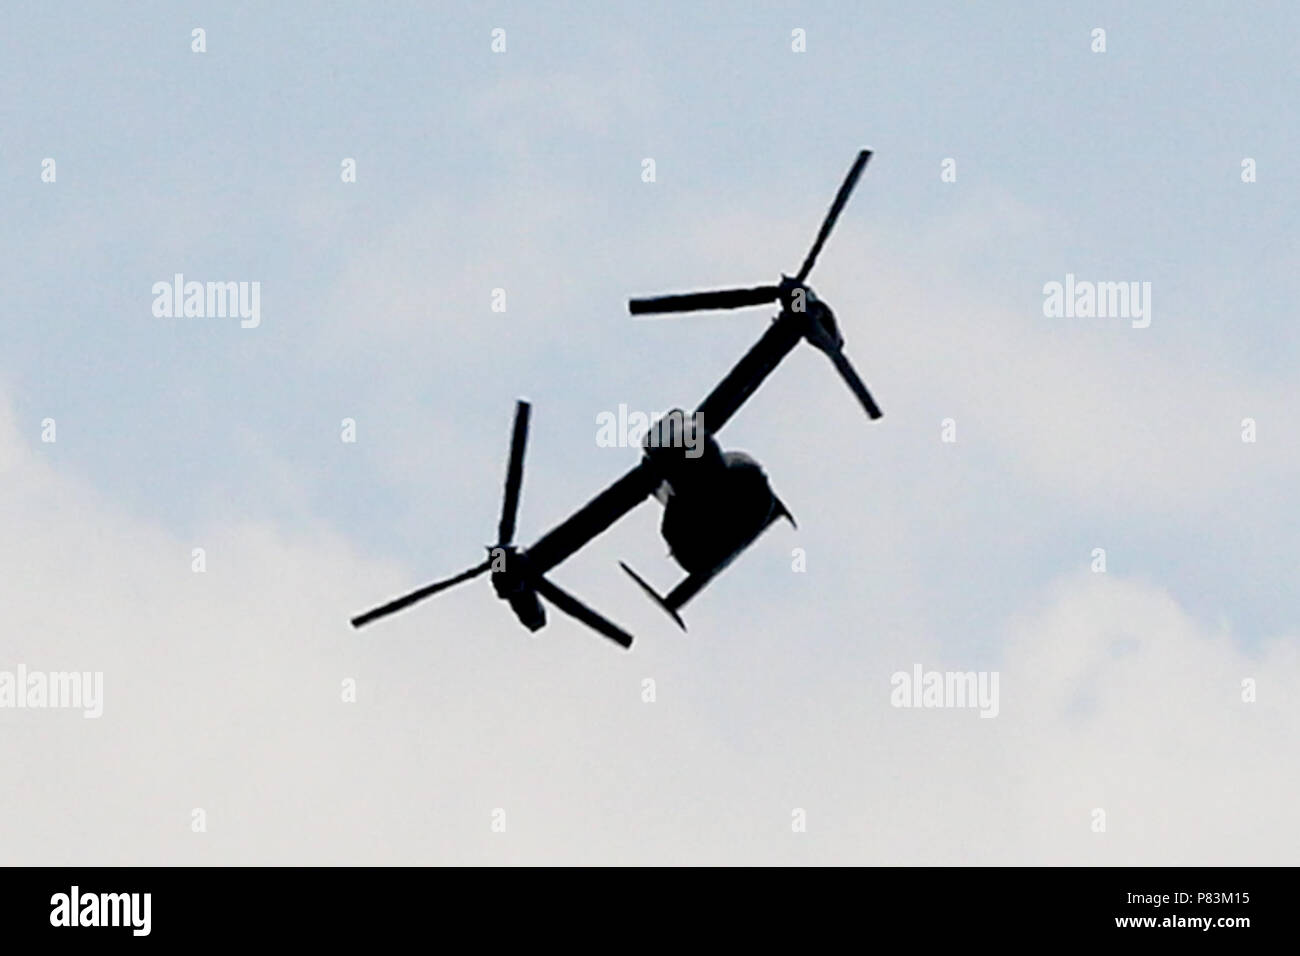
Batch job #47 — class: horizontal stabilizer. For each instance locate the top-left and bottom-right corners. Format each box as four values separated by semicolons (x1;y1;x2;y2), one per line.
619;562;687;630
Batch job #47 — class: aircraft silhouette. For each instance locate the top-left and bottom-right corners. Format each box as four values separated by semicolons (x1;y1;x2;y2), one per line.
352;150;881;648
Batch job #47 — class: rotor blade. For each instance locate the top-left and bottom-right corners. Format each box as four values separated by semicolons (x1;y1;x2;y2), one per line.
795;149;872;283
827;348;883;420
534;576;634;648
498;401;530;546
351;559;492;628
628;285;780;316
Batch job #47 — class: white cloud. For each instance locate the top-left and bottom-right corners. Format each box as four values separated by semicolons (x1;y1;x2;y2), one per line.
2;385;1294;864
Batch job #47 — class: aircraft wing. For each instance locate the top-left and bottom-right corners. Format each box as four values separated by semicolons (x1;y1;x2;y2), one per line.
523;459;661;576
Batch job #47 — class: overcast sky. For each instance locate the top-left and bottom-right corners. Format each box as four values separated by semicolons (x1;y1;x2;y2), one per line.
1;2;1297;864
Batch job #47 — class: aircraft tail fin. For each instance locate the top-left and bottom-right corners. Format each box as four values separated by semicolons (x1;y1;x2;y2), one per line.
619;562;687;631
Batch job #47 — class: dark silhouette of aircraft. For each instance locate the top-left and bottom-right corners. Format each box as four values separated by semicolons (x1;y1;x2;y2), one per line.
352;150;881;648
